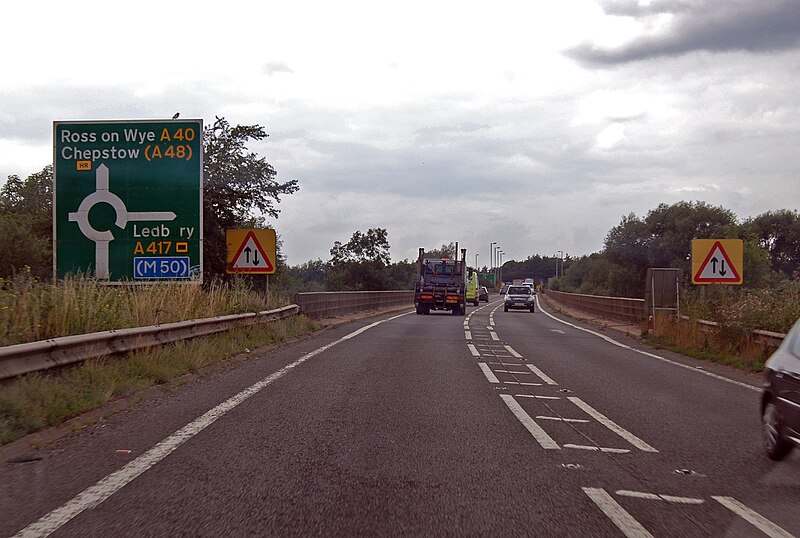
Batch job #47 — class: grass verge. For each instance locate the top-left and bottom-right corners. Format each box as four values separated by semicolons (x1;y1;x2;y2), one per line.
0;315;319;447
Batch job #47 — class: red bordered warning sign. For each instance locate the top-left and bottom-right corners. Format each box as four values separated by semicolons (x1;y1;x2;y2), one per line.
226;229;276;274
691;239;743;284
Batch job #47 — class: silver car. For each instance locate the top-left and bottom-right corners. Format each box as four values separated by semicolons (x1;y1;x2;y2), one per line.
504;285;535;313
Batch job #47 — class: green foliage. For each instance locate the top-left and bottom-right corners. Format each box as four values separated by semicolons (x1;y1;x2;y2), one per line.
0;166;53;280
742;209;800;278
423;243;458;259
202;117;299;280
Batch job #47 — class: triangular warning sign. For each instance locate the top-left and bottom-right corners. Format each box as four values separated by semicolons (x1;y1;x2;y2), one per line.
694;241;741;283
229;231;274;273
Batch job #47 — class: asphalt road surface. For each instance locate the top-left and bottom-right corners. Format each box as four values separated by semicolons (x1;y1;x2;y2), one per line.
3;297;799;537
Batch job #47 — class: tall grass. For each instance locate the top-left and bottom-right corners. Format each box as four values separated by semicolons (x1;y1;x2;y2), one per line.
0;316;318;445
0;274;285;346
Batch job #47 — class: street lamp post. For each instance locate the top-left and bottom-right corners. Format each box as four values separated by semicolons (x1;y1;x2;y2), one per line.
499;251;504;284
557;250;563;279
475;253;479;269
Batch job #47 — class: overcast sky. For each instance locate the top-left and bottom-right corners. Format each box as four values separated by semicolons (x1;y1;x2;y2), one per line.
2;0;799;267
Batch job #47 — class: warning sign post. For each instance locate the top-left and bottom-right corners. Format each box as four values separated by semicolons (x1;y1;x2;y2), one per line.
691;239;743;285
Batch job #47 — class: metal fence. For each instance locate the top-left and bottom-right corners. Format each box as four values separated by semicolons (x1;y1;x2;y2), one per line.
544;290;646;324
294;290;414;319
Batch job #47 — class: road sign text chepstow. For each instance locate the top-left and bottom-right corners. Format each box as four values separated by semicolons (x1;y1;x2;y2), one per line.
226;229;277;274
691;239;743;284
54;119;203;283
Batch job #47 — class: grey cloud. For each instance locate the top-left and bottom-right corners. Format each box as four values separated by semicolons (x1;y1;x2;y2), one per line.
263;62;294;76
565;0;800;65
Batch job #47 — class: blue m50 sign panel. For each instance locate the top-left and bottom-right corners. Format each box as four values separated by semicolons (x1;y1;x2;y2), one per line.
54;119;203;283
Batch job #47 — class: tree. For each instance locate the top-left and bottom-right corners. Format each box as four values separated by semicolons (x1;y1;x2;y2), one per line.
742;210;800;277
202;117;299;280
327;228;393;291
423;243;457;259
0;166;53;279
329;228;391;266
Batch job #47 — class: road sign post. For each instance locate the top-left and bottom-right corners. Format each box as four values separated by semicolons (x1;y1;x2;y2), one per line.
54;119;203;283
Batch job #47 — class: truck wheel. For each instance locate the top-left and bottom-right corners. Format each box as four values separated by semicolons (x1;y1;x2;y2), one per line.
504;305;508;312
415;305;423;315
423;306;431;315
530;306;535;313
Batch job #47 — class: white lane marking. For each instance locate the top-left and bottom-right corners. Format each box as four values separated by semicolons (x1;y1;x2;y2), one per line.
526;363;558;385
490;331;500;341
550;329;565;334
504;345;523;358
712;496;795;538
489;362;524;367
536;416;591;423
468;344;480;357
567;397;658;453
13;312;410;538
478;363;500;383
500;394;560;449
536;297;759;393
583;487;654;538
486;326;493;331
515;394;561;400
503;381;542;386
494;369;531;374
616;490;704;504
464;330;472;340
565;444;630;454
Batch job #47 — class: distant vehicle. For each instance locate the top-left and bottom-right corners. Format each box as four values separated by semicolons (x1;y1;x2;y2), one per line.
504;285;535;313
499;285;508;295
761;317;800;460
413;247;467;316
478;286;489;302
466;271;479;306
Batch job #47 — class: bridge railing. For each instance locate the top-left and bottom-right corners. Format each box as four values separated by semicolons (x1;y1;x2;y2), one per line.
294;290;414;319
544;290;645;324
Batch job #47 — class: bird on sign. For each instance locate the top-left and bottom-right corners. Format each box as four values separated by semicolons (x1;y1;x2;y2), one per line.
172;112;180;119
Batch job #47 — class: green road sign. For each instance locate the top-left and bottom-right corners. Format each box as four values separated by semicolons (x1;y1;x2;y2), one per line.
54;119;203;282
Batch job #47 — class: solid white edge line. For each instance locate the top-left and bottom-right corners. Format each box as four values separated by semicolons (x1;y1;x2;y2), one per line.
526;363;559;385
478;363;500;383
712;496;795;538
568;396;658;453
536;297;759;393
500;394;560;449
582;487;654;538
13;312;410;538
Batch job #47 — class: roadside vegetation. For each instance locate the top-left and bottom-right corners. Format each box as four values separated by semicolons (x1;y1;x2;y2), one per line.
0;314;318;446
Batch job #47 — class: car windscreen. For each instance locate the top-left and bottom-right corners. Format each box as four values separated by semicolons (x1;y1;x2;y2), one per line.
508;287;530;295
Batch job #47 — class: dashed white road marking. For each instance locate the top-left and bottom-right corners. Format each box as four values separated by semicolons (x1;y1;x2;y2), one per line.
503;381;542;386
515;394;561;400
494;369;531;374
504;345;523;358
490;331;500;341
565;444;630;454
582;487;654;538
550;329;565;334
526;363;558;385
500;395;560;449
464;330;472;340
478;362;500;383
568;396;658;453
616;490;704;504
536;416;590;423
468;344;480;357
12;311;412;538
712;496;795;538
